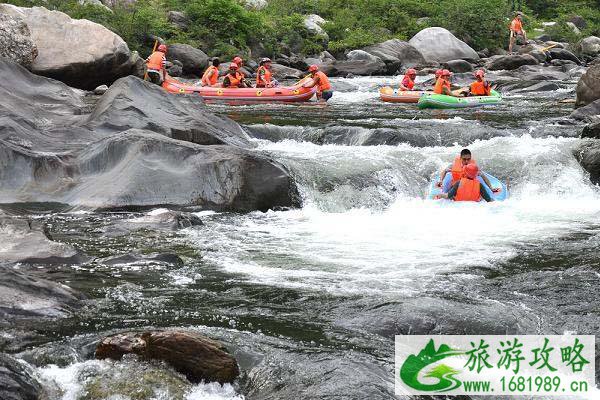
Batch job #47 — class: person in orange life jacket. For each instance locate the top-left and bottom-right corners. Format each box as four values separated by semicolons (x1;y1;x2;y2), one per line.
233;56;244;69
222;63;248;88
433;69;454;96
432;69;443;89
399;68;417;91
508;12;528;53
439;164;494;202
201;58;220;87
437;148;497;193
469;70;492;96
146;44;168;85
303;64;333;102
256;58;278;88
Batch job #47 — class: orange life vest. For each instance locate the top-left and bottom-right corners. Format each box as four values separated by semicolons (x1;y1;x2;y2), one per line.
470;80;491;96
454;178;481;202
510;18;523;34
201;65;219;86
434;78;451;94
256;65;272;87
401;75;415;90
146;51;165;71
450;156;477;184
224;71;244;88
315;71;331;92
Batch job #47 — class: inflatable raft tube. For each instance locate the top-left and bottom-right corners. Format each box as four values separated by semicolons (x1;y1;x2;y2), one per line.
418;90;502;109
379;87;432;103
427;171;508;201
162;76;317;103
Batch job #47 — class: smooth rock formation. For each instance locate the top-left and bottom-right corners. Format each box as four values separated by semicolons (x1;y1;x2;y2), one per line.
0;353;46;400
487;54;539;70
304;14;328;40
571;99;600;121
270;63;303;79
0;4;133;90
443;59;474;73
331;59;387;77
579;36;600;57
95;330;240;383
575;64;600;107
0;58;300;211
166;43;209;77
408;27;479;63
167;11;189;30
107;209;203;235
574;139;600;183
94;84;109;95
0;218;82;264
582;121;600;139
0;13;38;69
362;39;426;74
547;48;581;64
346;50;381;63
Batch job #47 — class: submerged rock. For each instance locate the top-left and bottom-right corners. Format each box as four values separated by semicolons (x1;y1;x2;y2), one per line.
0;353;46;400
95;330;240;384
408;27;479;63
575;63;600;107
0;4;134;90
0;12;38;69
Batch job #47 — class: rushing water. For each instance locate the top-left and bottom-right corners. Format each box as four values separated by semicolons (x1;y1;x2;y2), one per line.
8;76;600;399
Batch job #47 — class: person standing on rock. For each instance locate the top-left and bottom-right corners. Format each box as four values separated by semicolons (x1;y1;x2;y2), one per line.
303;65;333;102
146;44;168;85
201;58;220;87
256;58;278;88
399;68;417;91
508;12;528;53
222;63;248;88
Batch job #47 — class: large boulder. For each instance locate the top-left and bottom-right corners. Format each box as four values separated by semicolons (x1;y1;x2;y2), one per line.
571;99;600;121
166;43;209;77
582;121;600;139
0;353;46;400
574;139;600;183
361;39;426;74
408;27;479;63
0;4;134;90
0;13;37;69
270;63;303;79
304;14;328;40
167;11;189;30
330;59;387;76
575;63;600;107
547;48;581;64
95;330;239;384
346;50;381;63
579;36;600;57
0;58;300;211
487;54;539;70
443;59;474;73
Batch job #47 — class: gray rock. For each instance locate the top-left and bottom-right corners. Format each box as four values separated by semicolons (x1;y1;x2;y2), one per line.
304;14;327;40
0;217;82;264
487;54;539;70
129;51;146;78
320;51;336;62
579;36;600;57
94;84;109;95
513;81;561;93
582;121;600;139
270;63;303;79
243;0;267;10
575;63;600;107
0;353;46;400
166;63;183;77
166;43;208;77
443;59;474;73
0;59;300;211
362;39;425;73
408;27;479;63
105;209;203;236
346;50;381;63
167;11;189;30
569;15;587;30
99;252;184;266
574;138;600;183
0;13;38;69
330;59;387;76
566;22;581;35
571;99;600;121
0;4;133;90
547;48;581;64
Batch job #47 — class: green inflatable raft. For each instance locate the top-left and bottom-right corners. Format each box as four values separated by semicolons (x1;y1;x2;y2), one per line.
418;90;502;109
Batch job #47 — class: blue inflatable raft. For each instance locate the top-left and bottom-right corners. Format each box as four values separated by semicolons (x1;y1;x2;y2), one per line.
428;171;508;201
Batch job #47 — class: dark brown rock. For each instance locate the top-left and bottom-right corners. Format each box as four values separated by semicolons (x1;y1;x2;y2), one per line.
95;330;240;384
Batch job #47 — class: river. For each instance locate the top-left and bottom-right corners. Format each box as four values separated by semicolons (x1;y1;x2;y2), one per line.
13;76;600;399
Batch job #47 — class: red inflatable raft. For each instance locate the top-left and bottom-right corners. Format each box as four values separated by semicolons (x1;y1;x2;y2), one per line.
379;87;432;103
162;76;317;103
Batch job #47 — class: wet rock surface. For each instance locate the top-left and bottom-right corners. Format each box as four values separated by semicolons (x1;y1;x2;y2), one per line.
575;63;600;107
0;59;299;211
95;330;240;384
0;353;46;400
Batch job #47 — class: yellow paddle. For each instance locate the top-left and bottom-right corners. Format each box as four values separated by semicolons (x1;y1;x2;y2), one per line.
379;86;394;95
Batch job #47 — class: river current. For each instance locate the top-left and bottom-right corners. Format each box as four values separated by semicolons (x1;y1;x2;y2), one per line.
11;76;600;399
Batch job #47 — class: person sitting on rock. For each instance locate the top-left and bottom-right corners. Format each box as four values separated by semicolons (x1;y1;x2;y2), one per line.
303;65;333;102
201;58;220;87
433;69;454;96
399;68;417;91
469;70;492;96
508;12;528;53
146;44;167;85
256;58;278;88
438;164;494;202
222;63;248;88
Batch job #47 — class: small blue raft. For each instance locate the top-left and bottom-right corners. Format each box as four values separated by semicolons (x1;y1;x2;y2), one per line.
428;172;508;201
